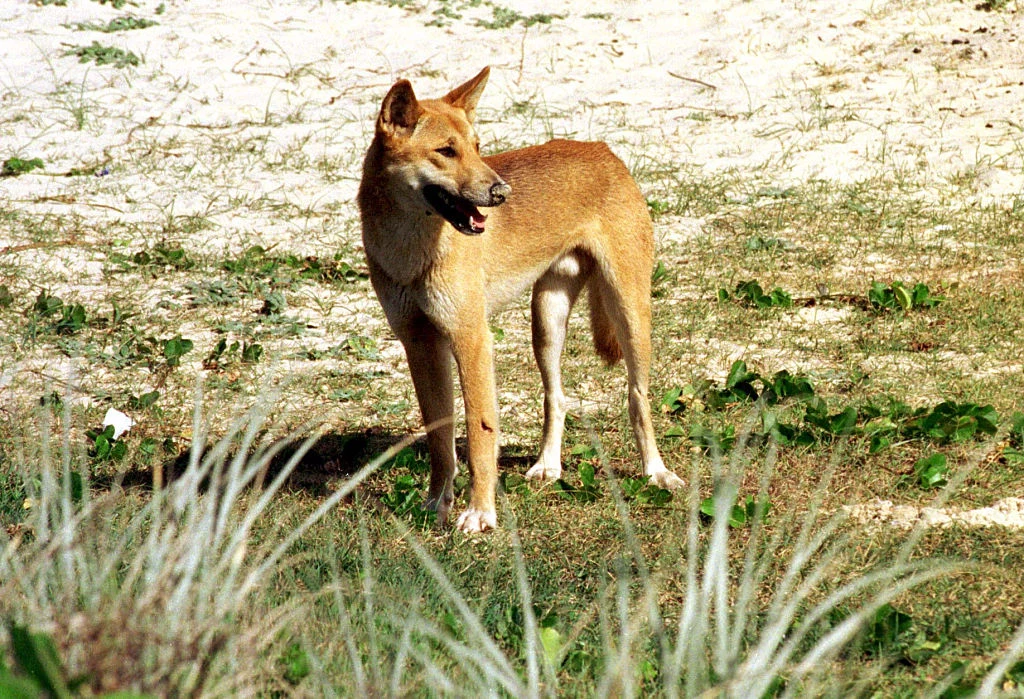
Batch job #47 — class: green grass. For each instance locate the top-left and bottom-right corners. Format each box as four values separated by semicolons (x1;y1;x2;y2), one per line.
2;167;1023;693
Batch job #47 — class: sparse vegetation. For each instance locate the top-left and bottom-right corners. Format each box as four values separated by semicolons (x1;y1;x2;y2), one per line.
64;42;141;68
1;157;44;177
72;15;158;33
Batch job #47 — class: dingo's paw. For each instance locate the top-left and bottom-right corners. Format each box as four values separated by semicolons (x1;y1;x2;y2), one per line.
455;508;496;533
424;492;453;524
525;461;562;482
647;469;686;491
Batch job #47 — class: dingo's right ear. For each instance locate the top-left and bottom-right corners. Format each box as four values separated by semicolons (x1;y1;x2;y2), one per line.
443;67;490;124
378;79;422;136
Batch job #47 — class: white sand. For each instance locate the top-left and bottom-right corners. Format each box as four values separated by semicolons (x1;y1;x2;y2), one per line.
1;0;1021;236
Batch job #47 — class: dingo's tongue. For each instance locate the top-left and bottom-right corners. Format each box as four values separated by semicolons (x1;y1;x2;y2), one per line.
455;199;486;233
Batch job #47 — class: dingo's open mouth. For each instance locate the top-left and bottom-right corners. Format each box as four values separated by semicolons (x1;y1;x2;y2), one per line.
423;184;487;235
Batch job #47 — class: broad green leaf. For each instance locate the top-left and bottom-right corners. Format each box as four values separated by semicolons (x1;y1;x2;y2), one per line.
9;623;70;698
539;626;563;668
915;453;948;489
894;283;913;310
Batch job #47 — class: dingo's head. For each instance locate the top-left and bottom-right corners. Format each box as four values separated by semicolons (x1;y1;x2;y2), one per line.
372;67;511;235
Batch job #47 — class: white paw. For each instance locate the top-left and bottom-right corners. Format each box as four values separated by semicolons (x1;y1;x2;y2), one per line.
455;508;497;533
524;461;562;482
647;469;686;491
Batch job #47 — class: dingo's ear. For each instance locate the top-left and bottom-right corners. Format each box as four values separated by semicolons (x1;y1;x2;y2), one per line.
378;79;422;136
443;66;490;123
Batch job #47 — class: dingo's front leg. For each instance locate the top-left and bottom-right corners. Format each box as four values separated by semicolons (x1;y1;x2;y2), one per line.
398;316;458;524
450;314;499;533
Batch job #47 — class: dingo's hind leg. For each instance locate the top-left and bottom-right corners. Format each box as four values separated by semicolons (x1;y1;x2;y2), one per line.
526;252;591;482
591;267;685;491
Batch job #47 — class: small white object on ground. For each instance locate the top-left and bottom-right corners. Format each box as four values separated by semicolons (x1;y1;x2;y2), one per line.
102;408;135;440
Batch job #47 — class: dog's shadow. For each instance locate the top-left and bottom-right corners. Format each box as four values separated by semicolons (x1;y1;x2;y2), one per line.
100;431;539;496
97;429;408;496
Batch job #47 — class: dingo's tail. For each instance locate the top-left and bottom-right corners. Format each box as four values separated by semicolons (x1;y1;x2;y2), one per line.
588;279;623;365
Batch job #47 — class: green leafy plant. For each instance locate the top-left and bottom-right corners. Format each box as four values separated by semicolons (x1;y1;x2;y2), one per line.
92;0;133;9
23;292;92;338
717;359;763;403
3;622;91;697
745;235;787;251
260;291;287;316
187;279;240;307
86;424;127;463
554;461;602;503
221;247;367;286
651;260;672;298
385;446;430;474
54;303;88;335
868;281;944;312
73;15;158;32
32;291;63;319
380;473;420;515
659;385;689;415
621;477;673;506
127;391;159;410
241;342;263;364
904;401;998;443
803;400;859;438
975;0;1011;10
115;245;194;271
718;280;793;309
1;157;44;177
862;604;915;657
913;453;949;490
700;493;770;528
162;335;193;367
688;423;737;454
646;199;672;217
380;473;435;527
205;338;263;367
64;42;142;68
760;409;816;447
279;642;311;686
664;364;816;417
344;335;379;361
1004;412;1024;464
478;6;564;29
762;369;817;403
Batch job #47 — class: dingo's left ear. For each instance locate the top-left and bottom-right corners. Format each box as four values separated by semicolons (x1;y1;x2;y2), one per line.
378;79;422;137
443;67;490;123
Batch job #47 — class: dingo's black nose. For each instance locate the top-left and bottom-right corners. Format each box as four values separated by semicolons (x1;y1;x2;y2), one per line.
489;181;511;206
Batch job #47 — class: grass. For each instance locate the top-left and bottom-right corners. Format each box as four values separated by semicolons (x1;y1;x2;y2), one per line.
2;163;1022;694
2;0;1023;693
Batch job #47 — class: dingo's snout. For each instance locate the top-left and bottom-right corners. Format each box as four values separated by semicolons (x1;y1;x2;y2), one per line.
489;181;511;206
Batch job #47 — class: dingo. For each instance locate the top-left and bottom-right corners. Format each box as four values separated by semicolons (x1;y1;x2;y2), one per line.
358;67;684;532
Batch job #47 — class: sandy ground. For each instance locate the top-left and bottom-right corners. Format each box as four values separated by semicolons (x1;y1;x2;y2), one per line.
1;0;1021;527
2;0;1021;228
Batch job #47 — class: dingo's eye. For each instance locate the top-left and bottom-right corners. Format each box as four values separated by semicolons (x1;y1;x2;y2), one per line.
435;146;457;158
